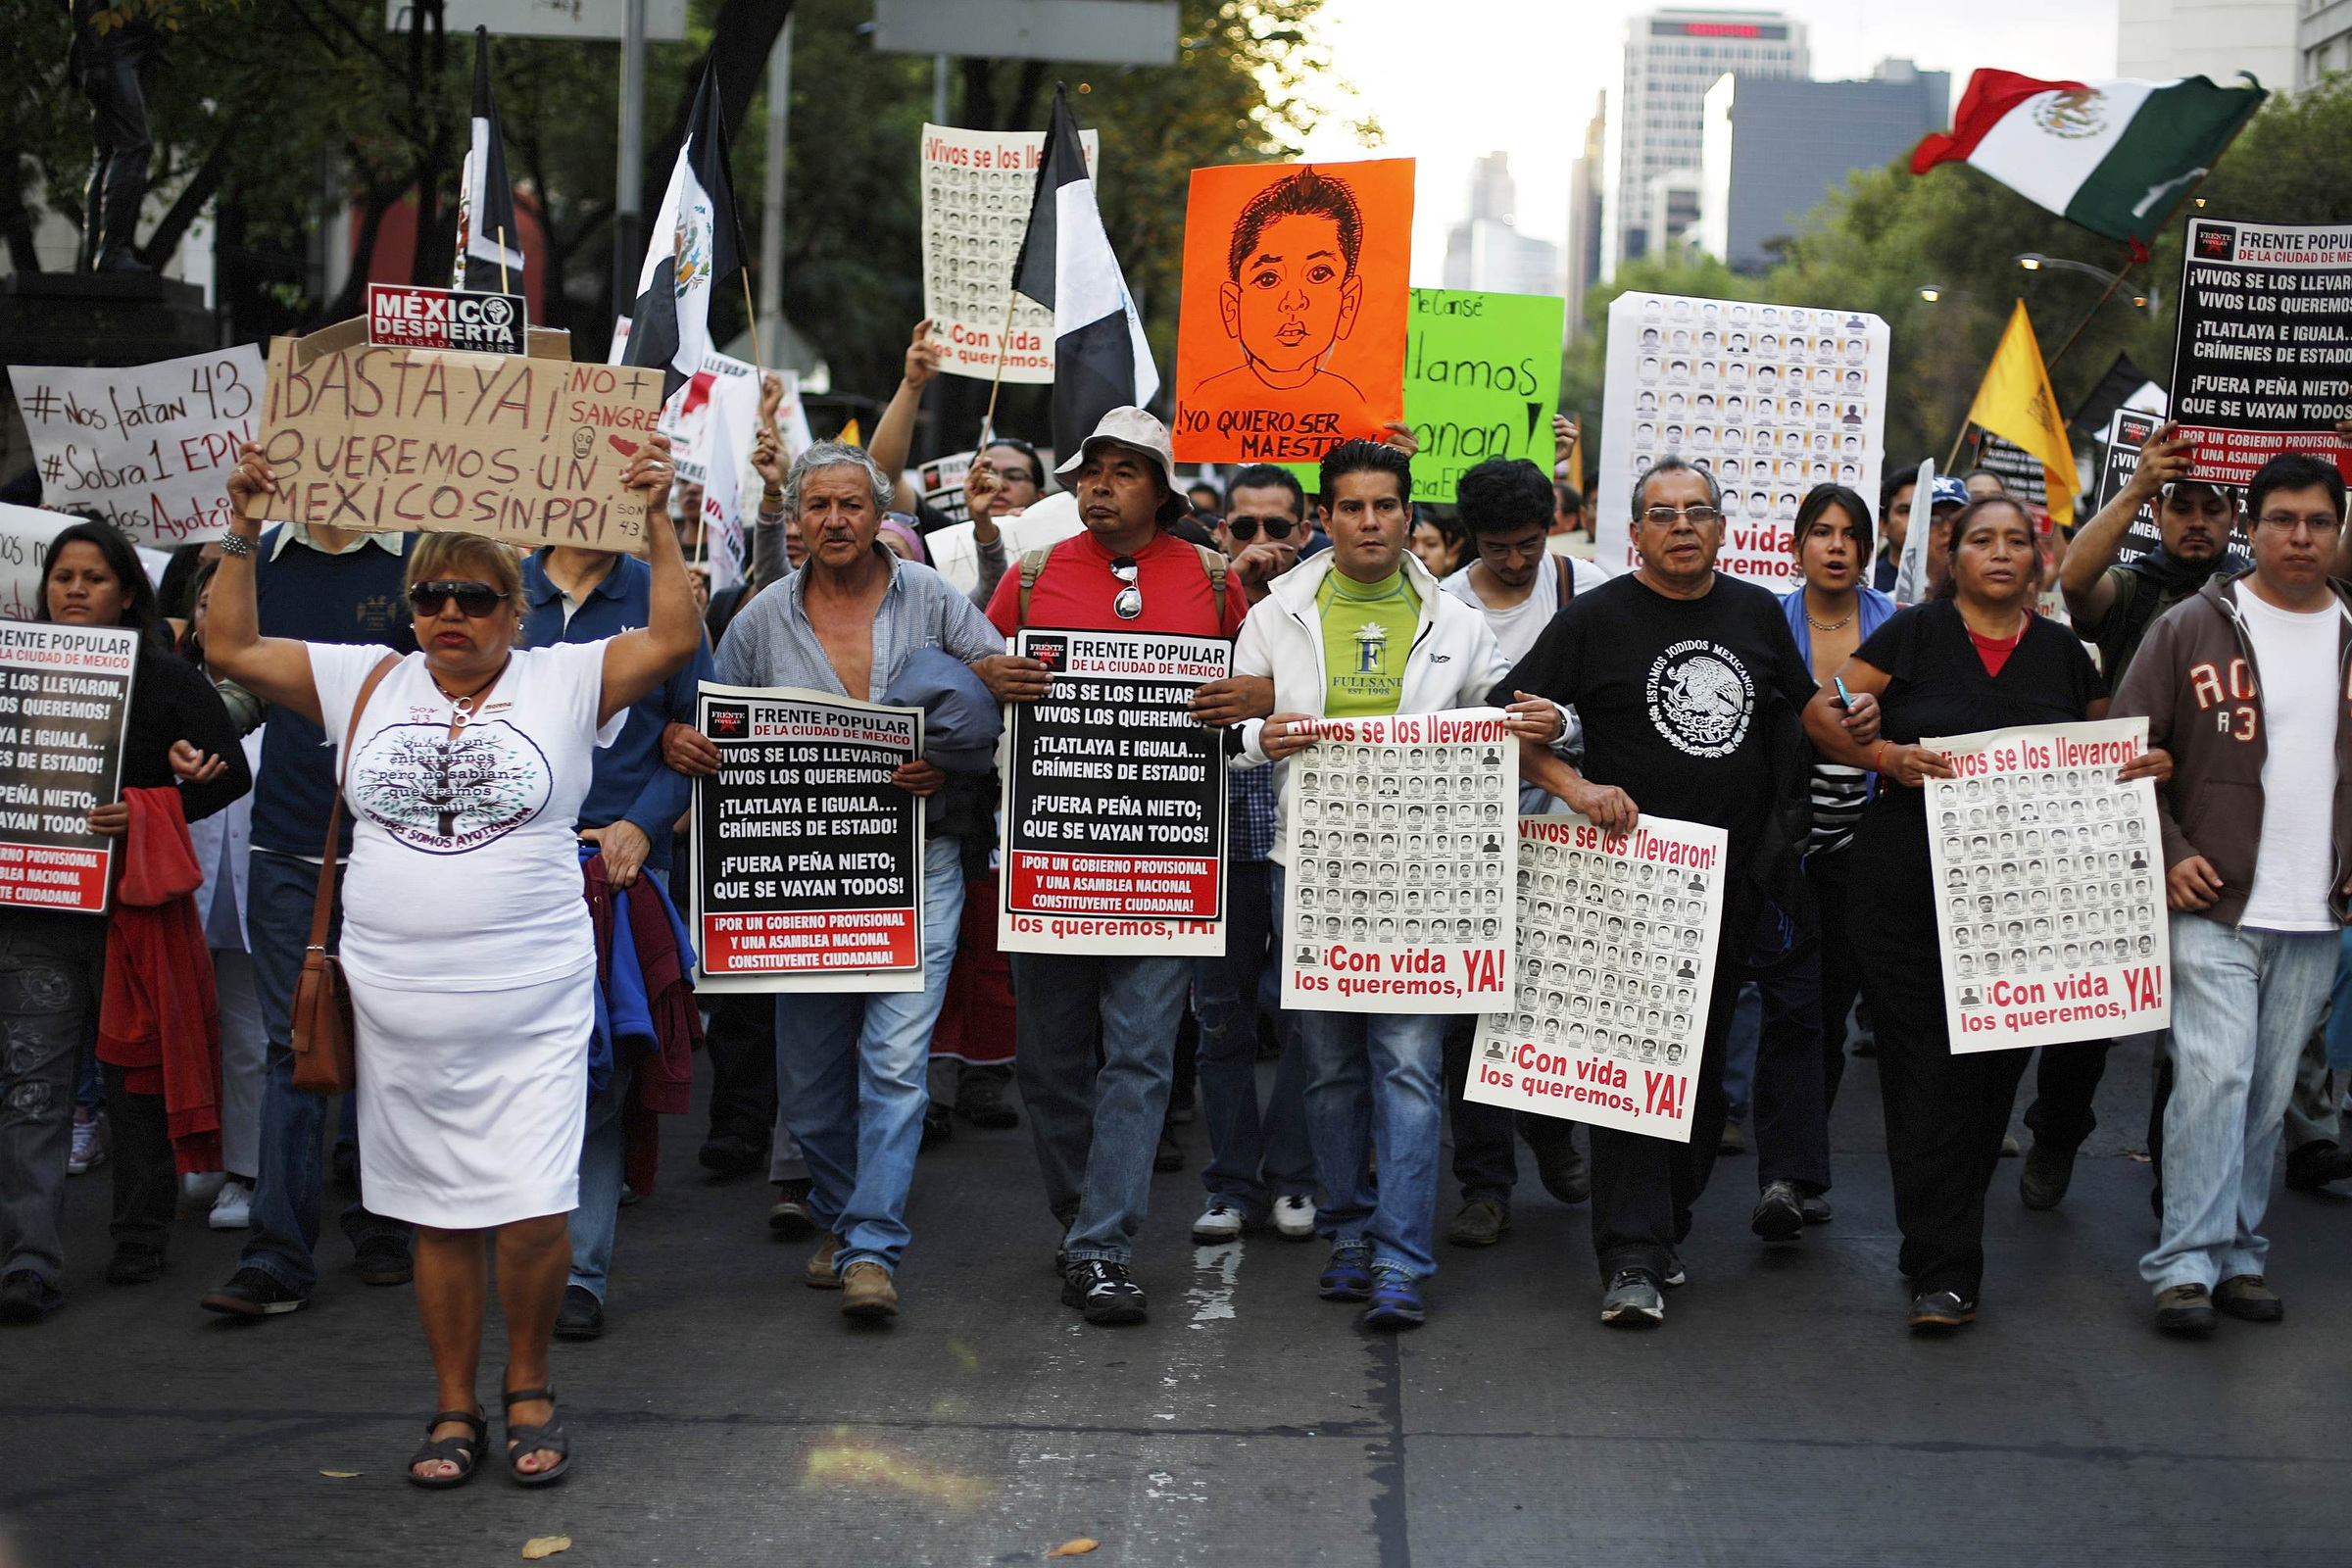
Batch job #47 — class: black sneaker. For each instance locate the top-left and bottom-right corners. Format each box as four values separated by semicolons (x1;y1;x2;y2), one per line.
0;1269;63;1323
354;1237;414;1287
200;1266;309;1317
554;1283;606;1341
1532;1134;1591;1205
698;1131;767;1176
2283;1140;2352;1193
1907;1290;1978;1334
1750;1180;1804;1244
769;1177;816;1239
1800;1193;1835;1225
921;1103;955;1148
956;1083;1020;1130
1154;1124;1185;1173
2019;1140;2079;1210
104;1245;165;1285
1061;1259;1148;1325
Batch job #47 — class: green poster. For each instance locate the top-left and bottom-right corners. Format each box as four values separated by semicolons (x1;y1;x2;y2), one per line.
1268;286;1564;505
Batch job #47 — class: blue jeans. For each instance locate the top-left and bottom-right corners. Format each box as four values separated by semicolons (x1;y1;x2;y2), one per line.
239;849;410;1294
2325;925;2352;1074
1010;950;1192;1264
2142;914;2337;1294
1296;1006;1448;1281
568;1059;633;1300
1195;859;1312;1215
774;838;965;1274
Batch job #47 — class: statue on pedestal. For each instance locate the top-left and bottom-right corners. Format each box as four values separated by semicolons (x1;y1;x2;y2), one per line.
70;0;167;272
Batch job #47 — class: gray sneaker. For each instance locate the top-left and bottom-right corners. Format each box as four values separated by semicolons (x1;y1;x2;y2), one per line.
1750;1180;1804;1244
1599;1267;1665;1327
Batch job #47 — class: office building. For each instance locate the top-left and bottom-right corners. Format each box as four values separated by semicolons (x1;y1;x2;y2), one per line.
1603;7;1807;278
1698;60;1951;273
2297;0;2352;84
2116;0;2297;91
1566;95;1607;340
1442;151;1564;302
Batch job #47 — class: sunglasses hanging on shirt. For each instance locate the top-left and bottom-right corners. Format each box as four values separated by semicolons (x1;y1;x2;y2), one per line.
1110;556;1143;621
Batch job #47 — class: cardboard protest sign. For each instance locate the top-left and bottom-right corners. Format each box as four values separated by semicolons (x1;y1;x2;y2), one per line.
1464;813;1727;1142
1924;717;2170;1052
999;629;1229;956
691;684;925;993
9;347;266;546
1172;158;1413;463
1278;709;1516;1014
0;622;139;914
2170;218;2352;485
251;318;665;553
919;122;1099;382
1597;293;1890;589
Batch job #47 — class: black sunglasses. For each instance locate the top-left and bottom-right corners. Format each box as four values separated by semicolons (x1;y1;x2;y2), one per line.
1226;516;1298;543
408;580;510;618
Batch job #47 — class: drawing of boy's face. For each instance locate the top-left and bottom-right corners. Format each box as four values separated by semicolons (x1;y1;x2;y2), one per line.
1219;171;1364;379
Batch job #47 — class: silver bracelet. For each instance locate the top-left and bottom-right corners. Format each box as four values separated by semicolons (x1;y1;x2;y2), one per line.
217;532;255;558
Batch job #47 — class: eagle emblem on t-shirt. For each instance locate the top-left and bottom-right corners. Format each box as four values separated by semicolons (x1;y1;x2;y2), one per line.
1645;640;1755;759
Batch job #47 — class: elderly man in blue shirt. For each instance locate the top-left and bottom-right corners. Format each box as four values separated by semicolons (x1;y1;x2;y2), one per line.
664;440;1004;1320
522;535;715;1341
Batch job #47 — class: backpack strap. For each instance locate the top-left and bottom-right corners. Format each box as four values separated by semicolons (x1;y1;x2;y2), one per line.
1015;543;1059;631
1191;543;1228;629
1554;554;1575;603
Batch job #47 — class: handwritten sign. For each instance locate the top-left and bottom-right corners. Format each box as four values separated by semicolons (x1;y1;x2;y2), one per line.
9;347;265;546
0;506;79;622
1172;158;1413;463
251;318;665;553
919;122;1100;383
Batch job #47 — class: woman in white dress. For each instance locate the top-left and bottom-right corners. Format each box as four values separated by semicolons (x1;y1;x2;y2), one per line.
211;436;699;1489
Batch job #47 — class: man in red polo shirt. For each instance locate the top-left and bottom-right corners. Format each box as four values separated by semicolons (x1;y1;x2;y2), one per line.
977;406;1264;1326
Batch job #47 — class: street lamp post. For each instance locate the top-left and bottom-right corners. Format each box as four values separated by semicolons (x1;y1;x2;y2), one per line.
2015;254;2159;313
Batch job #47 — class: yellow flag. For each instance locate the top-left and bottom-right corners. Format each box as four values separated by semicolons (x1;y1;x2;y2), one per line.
839;417;863;448
1965;301;2079;527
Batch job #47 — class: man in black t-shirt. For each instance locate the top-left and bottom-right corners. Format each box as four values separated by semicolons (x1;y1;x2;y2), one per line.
1500;455;1838;1328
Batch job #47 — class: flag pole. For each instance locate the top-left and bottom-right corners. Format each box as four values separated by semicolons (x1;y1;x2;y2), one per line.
741;270;763;371
979;288;1019;449
1945;420;1971;473
496;224;511;296
2042;258;2133;375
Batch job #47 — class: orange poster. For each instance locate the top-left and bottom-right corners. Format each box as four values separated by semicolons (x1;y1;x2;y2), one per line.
1171;158;1413;464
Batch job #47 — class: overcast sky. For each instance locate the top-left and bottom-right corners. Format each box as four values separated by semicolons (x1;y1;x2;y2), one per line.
1292;0;2123;282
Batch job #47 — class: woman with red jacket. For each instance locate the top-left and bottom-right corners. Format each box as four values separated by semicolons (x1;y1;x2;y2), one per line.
0;519;248;1324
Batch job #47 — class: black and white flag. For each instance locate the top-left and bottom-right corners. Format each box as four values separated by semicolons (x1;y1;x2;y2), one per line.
452;27;526;295
1011;84;1157;460
621;62;747;406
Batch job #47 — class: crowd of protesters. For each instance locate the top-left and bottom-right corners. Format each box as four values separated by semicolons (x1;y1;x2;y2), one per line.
2;308;2349;1487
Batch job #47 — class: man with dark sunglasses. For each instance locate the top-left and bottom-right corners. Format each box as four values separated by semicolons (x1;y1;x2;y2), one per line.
978;407;1268;1327
1215;464;1313;600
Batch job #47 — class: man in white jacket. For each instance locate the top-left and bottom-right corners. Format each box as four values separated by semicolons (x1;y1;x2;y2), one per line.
1233;438;1559;1329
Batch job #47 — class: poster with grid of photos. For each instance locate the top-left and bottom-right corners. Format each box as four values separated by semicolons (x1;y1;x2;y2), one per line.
1925;717;2172;1053
1596;292;1891;592
1462;814;1728;1143
1278;710;1517;1014
918;122;1098;383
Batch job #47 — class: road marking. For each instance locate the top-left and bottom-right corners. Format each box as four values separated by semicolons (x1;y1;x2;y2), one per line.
1188;1239;1243;1324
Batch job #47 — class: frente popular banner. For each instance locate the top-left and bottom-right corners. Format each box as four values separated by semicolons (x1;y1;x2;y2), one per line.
0;621;139;915
999;628;1230;956
1277;708;1517;1014
691;684;925;994
1923;716;2171;1052
2169;218;2352;485
1463;812;1728;1143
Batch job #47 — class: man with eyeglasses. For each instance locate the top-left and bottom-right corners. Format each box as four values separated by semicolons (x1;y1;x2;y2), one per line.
1500;455;1829;1328
1432;457;1606;1250
2114;451;2352;1337
976;407;1265;1327
520;538;715;1341
1215;465;1314;598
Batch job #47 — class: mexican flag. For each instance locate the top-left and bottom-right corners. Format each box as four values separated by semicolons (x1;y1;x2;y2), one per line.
1910;71;2266;246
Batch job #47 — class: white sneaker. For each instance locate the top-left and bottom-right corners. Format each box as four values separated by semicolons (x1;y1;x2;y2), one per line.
209;1179;254;1231
67;1111;104;1176
181;1170;226;1204
1273;1194;1317;1241
1190;1201;1249;1244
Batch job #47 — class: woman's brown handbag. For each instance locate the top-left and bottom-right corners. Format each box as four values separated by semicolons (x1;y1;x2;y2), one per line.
289;655;401;1095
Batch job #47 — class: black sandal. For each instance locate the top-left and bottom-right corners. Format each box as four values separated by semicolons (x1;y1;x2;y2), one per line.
407;1408;486;1490
502;1384;571;1487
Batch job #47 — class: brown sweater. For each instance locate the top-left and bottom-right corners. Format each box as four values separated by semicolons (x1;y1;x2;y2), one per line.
2111;569;2352;927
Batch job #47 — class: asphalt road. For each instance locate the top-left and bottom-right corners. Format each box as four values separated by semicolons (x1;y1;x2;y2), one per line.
6;1036;2351;1567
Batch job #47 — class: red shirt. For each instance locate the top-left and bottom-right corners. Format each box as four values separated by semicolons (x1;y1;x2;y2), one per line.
1967;621;2026;677
985;527;1250;639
